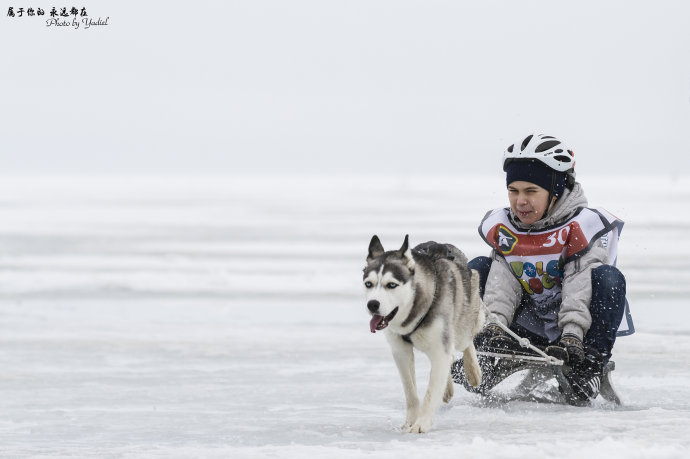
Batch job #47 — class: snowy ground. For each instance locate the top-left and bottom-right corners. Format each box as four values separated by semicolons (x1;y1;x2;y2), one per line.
0;176;689;458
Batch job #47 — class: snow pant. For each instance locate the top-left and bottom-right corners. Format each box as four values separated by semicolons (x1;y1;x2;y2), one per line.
468;256;627;360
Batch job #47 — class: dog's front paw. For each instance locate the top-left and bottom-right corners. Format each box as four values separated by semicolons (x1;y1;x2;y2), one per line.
401;417;416;430
401;407;419;430
406;417;431;434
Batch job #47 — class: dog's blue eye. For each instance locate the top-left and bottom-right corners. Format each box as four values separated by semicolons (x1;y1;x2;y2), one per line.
365;281;373;288
387;283;398;289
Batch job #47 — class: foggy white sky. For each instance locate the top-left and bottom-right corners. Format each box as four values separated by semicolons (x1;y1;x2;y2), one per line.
2;0;689;177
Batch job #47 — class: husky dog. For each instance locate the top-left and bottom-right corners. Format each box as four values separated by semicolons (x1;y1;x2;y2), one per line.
363;235;485;433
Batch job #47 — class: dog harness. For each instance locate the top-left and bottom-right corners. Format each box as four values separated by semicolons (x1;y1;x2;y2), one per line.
401;260;440;344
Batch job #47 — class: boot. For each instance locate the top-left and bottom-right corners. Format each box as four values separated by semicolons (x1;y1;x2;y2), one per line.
452;353;531;394
563;346;604;405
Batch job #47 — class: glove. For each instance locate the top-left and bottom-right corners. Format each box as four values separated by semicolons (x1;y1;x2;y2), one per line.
560;334;585;365
546;333;585;365
473;323;506;350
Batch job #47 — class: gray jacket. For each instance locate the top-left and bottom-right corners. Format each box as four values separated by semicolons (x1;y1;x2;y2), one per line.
483;182;608;341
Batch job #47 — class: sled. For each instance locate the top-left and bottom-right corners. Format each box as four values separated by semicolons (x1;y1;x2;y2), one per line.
452;309;624;405
451;347;622;406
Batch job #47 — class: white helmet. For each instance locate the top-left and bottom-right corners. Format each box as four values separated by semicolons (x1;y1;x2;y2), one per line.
502;134;575;172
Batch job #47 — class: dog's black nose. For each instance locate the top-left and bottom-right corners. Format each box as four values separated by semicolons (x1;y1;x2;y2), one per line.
367;300;380;312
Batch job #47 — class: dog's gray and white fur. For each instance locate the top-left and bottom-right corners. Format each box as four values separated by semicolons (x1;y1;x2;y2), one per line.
363;235;485;433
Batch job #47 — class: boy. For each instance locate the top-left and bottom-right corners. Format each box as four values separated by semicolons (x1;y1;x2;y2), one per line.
463;133;632;404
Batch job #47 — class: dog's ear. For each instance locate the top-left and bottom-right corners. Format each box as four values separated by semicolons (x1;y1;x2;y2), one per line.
367;235;385;261
399;234;415;272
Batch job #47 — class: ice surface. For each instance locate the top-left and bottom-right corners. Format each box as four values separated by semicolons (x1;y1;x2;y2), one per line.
0;176;688;458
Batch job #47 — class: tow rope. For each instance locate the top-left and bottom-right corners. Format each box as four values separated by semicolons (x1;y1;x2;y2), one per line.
479;305;564;367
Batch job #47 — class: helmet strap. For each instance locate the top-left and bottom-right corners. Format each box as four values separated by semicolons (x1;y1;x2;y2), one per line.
566;172;576;190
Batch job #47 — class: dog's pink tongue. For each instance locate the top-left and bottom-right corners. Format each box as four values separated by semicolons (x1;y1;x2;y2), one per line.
370;315;384;333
